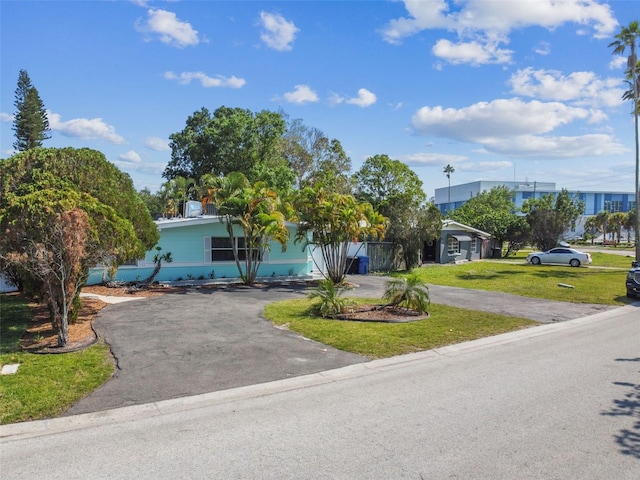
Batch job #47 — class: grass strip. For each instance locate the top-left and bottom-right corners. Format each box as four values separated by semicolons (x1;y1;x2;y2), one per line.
0;294;115;425
396;262;630;305
265;298;537;359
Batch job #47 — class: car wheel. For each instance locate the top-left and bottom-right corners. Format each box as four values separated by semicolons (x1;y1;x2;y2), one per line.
530;256;541;265
569;259;580;267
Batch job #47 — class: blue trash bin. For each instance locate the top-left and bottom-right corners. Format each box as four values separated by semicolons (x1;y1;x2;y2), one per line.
357;255;369;275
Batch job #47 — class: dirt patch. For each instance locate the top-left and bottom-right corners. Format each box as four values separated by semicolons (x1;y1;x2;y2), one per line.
338;305;429;323
20;297;106;353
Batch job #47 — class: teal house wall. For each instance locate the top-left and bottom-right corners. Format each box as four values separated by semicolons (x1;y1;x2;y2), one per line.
87;216;312;284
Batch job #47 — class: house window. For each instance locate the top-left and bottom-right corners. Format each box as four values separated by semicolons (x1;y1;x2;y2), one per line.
447;236;460;255
209;237;262;262
471;237;478;253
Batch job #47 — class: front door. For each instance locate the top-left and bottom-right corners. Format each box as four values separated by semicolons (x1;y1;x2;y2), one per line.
423;239;437;263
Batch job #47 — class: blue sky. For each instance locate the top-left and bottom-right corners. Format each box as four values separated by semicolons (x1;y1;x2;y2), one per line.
1;0;638;199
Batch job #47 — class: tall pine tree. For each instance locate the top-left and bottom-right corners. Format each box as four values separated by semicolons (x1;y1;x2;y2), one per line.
12;69;51;151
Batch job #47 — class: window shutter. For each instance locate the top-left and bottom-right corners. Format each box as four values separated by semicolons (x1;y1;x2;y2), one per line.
203;236;211;263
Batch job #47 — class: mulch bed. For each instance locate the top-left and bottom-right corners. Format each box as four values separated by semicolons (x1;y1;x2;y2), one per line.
337;305;429;323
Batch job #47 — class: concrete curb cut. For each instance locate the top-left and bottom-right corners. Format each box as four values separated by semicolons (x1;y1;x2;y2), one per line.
2;303;636;442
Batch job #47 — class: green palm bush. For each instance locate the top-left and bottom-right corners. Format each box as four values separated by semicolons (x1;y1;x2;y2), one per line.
383;275;430;313
308;279;353;319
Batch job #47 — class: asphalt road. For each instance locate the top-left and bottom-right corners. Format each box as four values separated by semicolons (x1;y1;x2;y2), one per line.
63;275;617;416
2;305;638;479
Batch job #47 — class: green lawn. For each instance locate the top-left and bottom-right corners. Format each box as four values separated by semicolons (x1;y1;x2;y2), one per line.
500;249;635;269
396;256;632;305
0;294;115;425
264;299;537;359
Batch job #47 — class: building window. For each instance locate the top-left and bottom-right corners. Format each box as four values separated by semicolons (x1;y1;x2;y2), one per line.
471;237;478;253
209;237;262;262
447;236;460;255
604;200;622;213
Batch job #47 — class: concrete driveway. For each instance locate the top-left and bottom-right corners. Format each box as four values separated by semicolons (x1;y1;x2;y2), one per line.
65;275;617;415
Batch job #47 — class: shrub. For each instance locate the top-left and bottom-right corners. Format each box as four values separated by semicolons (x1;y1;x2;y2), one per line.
307;279;353;319
383;275;430;313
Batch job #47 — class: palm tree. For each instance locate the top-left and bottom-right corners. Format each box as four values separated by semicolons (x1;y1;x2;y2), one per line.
383;275;430;313
443;164;455;210
170;176;195;217
624;209;637;243
595;210;611;243
583;216;600;244
609;212;627;244
211;172;290;285
610;20;640;261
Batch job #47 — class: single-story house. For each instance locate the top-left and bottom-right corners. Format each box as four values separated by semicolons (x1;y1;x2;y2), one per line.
86;215;313;285
423;220;492;264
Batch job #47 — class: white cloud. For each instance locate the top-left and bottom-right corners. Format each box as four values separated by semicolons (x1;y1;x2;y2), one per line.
609;55;627;70
380;0;618;65
410;97;626;158
331;88;378;107
1;112;14;122
118;150;142;163
432;35;513;65
145;136;170;151
479;133;627;158
412;98;589;141
399;152;468;166
136;9;200;48
259;11;299;51
48;111;125;144
347;88;377;107
281;85;318;104
164;71;246;88
533;41;551;56
508;67;625;108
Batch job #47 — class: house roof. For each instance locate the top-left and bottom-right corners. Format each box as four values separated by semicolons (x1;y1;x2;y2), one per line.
155;215;299;230
442;220;491;238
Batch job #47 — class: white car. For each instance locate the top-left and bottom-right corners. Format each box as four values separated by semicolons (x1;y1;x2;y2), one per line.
526;248;592;267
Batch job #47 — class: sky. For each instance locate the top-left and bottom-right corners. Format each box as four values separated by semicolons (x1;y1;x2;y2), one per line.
1;0;639;199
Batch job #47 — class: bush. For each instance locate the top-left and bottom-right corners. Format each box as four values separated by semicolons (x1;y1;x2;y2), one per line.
383;275;430;313
307;279;353;319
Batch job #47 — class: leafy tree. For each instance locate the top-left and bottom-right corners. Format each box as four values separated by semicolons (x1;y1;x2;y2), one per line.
522;189;584;251
450;186;528;254
354;154;438;268
353;154;426;209
0;148;159;346
210;172;290;285
384;201;442;268
293;186;386;284
1;148;158;253
138;187;164;219
1;188;141;346
282;117;352;194
12;69;51;151
165;106;293;193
